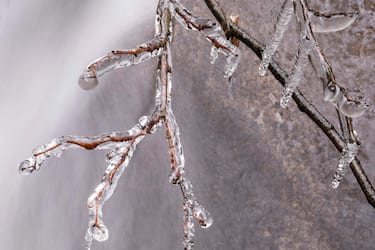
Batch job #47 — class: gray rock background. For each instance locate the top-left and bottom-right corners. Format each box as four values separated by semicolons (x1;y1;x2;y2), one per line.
1;0;374;249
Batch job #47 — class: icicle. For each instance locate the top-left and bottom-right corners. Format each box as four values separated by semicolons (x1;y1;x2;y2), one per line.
154;12;162;37
309;11;358;33
323;82;369;118
259;0;294;76
224;53;240;78
280;32;313;108
331;142;358;189
210;46;219;64
206;32;241;78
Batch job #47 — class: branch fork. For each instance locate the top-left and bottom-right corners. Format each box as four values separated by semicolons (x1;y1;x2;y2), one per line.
19;0;242;249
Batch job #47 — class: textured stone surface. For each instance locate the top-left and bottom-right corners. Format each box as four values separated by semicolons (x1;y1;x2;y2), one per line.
2;0;375;249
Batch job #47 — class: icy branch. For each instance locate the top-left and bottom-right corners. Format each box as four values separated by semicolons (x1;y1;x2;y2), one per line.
18;131;146;175
78;38;165;90
203;0;375;208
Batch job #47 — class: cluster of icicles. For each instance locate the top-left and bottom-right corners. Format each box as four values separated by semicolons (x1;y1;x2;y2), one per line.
259;0;367;188
18;0;241;249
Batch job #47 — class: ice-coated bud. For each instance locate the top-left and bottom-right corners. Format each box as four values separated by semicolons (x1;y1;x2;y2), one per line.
79;73;98;90
18;157;37;175
92;224;109;242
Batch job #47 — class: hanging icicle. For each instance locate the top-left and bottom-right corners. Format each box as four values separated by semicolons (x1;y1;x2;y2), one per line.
331;142;359;189
259;0;294;76
280;32;313;108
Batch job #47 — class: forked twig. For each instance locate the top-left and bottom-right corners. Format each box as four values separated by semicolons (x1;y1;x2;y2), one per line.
18;0;241;249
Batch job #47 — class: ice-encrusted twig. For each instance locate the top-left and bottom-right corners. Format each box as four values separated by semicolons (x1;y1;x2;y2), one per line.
259;0;294;76
19;1;232;249
78;38;166;90
331;142;359;189
170;0;241;78
20;108;163;250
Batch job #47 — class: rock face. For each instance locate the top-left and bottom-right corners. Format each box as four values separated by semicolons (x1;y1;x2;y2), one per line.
5;0;375;250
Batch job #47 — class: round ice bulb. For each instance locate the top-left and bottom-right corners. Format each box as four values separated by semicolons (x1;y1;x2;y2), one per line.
79;73;98;90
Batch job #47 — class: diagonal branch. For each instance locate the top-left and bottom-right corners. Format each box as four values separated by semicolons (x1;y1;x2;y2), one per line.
203;0;375;208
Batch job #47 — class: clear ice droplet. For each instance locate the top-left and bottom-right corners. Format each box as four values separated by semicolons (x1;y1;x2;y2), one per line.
18;157;36;175
192;205;213;229
79;73;99;90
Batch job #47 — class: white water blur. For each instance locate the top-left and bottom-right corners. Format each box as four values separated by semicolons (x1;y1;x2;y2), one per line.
0;0;156;249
